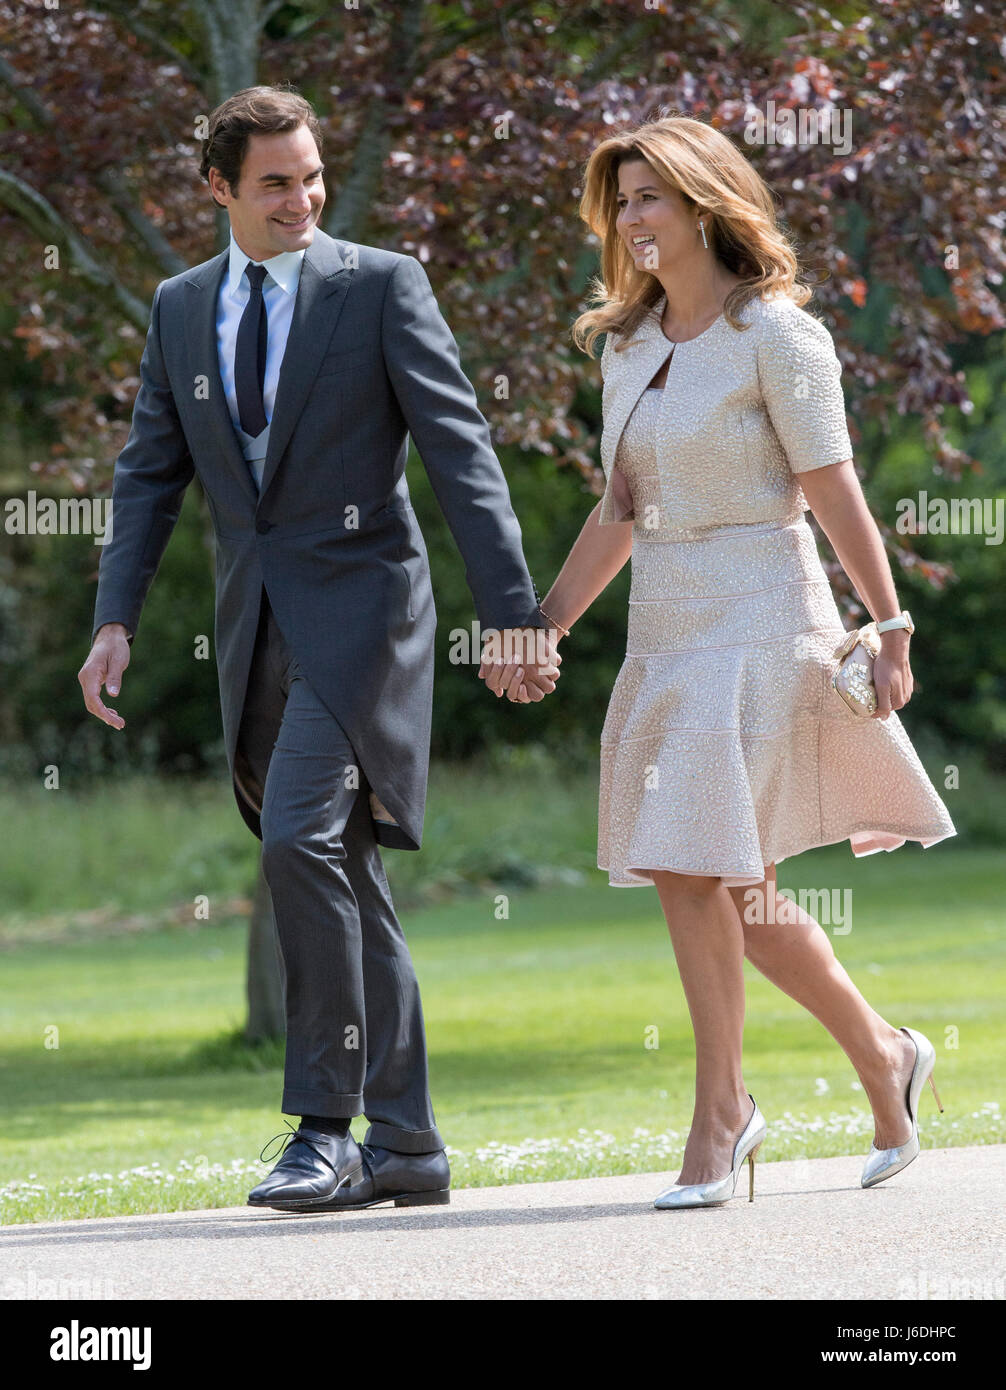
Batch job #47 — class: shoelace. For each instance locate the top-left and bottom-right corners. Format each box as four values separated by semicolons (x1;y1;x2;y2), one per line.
258;1121;339;1173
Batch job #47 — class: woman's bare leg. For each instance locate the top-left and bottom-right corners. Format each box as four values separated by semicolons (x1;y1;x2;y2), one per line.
649;869;755;1185
726;865;917;1149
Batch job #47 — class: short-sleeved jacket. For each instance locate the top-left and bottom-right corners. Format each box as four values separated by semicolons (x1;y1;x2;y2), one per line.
597;292;853;534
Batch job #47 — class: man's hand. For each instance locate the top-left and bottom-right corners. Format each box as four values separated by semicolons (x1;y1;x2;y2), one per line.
478;626;562;704
79;623;131;729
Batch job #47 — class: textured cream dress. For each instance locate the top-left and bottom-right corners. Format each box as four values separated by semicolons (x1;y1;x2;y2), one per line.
595;292;956;887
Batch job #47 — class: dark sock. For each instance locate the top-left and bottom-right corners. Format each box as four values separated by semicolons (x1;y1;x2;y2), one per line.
300;1114;351;1138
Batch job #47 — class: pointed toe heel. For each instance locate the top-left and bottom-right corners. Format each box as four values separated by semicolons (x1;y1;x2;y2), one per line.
861;1025;943;1189
653;1094;767;1210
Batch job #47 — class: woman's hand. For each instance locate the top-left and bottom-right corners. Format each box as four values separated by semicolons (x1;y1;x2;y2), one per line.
872;630;913;719
796;462;919;723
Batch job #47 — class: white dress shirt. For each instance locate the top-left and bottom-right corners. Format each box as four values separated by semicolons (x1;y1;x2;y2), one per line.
216;231;307;490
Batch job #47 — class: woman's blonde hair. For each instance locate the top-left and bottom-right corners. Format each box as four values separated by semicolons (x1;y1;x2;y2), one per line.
572;110;814;357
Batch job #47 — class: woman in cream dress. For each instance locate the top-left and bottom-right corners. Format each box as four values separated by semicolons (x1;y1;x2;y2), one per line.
481;115;955;1209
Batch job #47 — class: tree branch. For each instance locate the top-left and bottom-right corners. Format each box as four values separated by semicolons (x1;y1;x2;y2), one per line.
0;54;188;278
86;0;206;90
0;170;150;328
94;168;189;277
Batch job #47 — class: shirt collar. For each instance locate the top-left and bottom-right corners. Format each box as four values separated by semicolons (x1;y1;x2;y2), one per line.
227;230;307;298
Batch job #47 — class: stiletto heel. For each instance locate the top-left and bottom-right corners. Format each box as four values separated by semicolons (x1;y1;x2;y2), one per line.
654;1094;767;1210
928;1072;944;1112
747;1140;763;1202
861;1026;942;1188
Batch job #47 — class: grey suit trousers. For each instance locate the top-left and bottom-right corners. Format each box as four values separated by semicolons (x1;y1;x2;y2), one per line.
234;588;444;1154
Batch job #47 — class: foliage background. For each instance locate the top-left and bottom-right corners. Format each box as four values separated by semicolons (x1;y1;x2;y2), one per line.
0;0;1003;811
0;0;1003;1221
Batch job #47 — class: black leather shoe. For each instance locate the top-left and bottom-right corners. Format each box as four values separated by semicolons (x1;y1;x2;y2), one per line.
247;1124;367;1210
264;1142;451;1212
353;1144;451;1208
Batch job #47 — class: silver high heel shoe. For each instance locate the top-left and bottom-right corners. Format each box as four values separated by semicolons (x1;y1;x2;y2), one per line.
861;1025;944;1189
653;1094;767;1209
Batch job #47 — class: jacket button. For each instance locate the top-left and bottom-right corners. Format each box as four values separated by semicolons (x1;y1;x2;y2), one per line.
256;519;274;534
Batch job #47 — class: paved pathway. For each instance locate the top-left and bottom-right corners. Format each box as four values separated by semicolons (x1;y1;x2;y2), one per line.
3;1146;1003;1300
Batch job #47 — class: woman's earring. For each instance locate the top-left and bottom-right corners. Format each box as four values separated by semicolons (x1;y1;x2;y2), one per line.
699;220;709;249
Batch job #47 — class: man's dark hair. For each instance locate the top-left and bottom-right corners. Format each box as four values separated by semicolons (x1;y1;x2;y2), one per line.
200;85;323;208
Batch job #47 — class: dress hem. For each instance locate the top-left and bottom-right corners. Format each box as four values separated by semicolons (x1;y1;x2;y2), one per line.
597;824;958;888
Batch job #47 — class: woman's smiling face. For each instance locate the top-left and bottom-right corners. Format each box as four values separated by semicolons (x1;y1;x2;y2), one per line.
615;156;697;272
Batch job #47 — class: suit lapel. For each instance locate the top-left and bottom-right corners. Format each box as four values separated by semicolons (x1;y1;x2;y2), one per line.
184;250;259;507
257;231;354;502
182;230;355;509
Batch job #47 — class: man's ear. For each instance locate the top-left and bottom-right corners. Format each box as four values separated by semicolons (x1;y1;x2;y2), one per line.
208;168;232;207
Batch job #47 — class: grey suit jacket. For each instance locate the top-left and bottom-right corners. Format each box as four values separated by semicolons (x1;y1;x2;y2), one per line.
91;228;546;850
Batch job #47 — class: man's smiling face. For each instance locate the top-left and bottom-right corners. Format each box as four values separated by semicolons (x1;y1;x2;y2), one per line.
209;123;326;263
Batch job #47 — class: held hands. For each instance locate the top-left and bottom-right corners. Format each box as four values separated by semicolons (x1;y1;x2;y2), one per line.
478;625;562;704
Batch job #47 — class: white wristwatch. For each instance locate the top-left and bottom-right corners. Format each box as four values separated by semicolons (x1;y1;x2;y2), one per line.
875;610;915;635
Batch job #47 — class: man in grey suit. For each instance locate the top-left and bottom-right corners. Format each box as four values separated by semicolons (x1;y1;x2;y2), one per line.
79;86;560;1211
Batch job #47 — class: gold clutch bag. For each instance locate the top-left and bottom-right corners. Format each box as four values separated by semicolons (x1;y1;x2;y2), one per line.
831;621;882;717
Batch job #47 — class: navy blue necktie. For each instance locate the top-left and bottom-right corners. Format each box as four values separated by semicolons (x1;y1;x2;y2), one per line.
235;262;269;436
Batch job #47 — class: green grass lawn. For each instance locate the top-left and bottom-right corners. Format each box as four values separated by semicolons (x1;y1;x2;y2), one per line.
1;761;1002;1224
